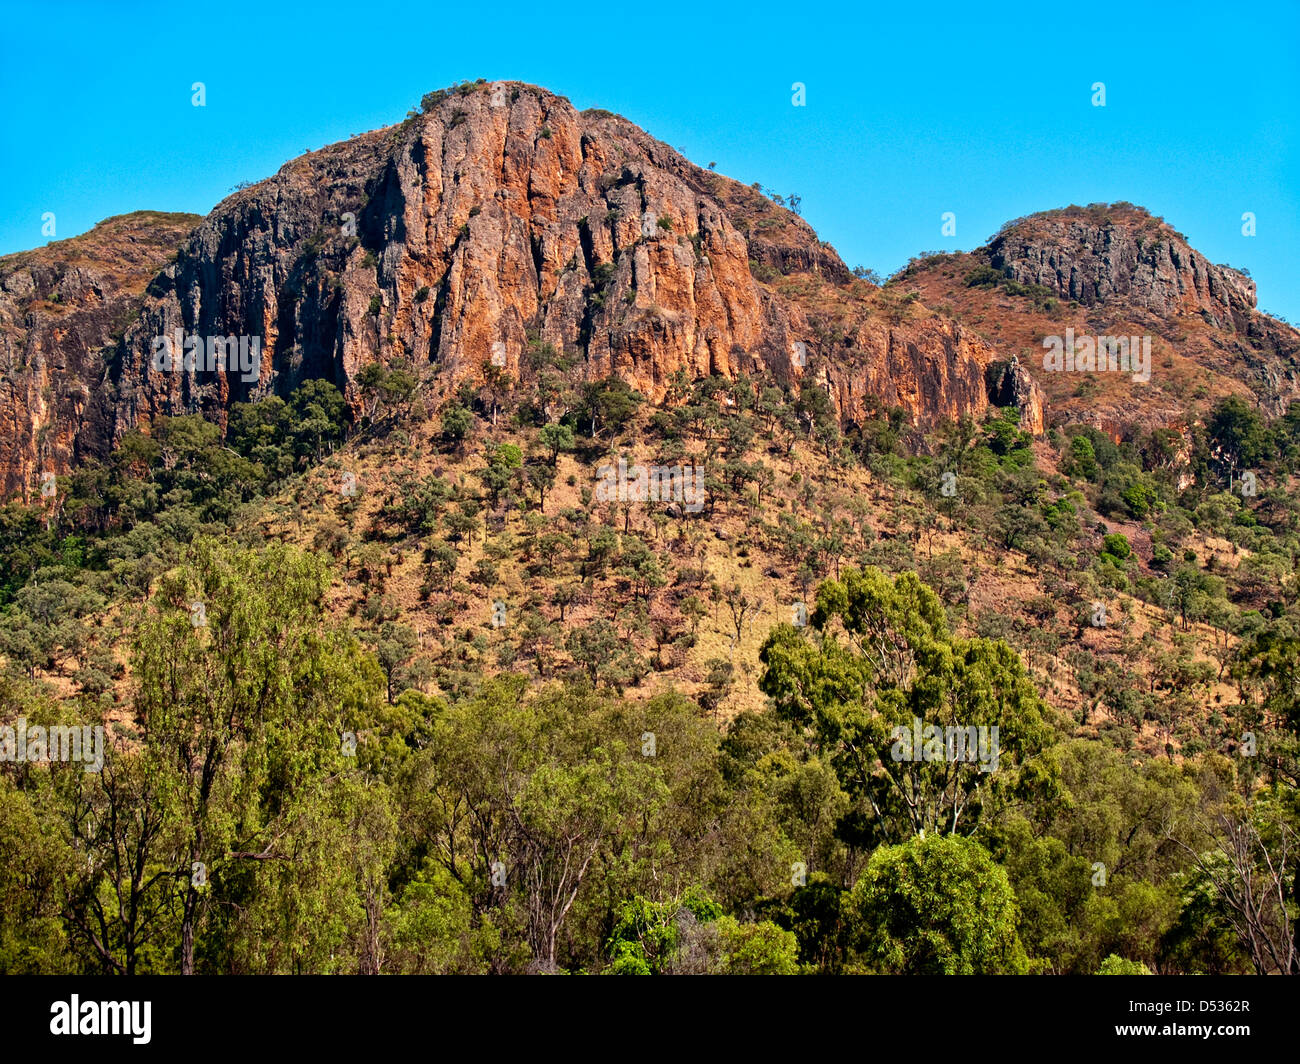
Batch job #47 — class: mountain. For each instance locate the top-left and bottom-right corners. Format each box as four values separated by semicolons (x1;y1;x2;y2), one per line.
0;80;1040;499
894;203;1300;439
4;88;1296;497
3;81;1298;980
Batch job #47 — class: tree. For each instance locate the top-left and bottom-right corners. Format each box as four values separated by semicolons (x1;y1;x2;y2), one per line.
618;537;667;603
1171;563;1226;631
0;577;103;679
422;678;667;971
0;772;76;972
289;379;346;463
759;567;1054;841
577;378;642;438
61;744;175;974
476;443;523;511
846;833;1029;974
385;861;491;973
1098;954;1150;974
481;366;513;427
1207;396;1269;474
371;622;419;702
537;423;574;465
357;363;388;422
606;889;798;974
566;619;644;692
381;361;418;416
440;405;472;452
1171;779;1299;975
1067;434;1100;480
606;888;721;973
132;537;386;973
723;584;760;656
526;461;557;512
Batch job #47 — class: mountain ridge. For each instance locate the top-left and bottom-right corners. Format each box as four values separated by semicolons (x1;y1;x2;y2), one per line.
3;84;1295;498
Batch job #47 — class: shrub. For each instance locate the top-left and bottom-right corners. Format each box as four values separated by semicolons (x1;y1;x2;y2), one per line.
1102;533;1132;560
965;264;1006;288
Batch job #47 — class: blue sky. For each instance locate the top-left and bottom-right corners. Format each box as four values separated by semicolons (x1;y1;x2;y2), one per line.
2;0;1297;321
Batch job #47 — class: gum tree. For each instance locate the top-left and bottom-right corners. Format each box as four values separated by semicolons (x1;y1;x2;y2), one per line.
759;566;1055;842
132;537;386;973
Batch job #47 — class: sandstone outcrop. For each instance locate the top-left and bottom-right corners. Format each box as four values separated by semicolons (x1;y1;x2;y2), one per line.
2;82;1052;495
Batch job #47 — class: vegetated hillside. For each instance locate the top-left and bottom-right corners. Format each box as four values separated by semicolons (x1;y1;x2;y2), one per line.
4;322;1298;974
243;385;1241;757
0;212;201;499
0;85;1297;978
894;203;1300;438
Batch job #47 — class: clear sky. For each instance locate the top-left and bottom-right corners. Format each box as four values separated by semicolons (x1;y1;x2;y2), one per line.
2;0;1297;321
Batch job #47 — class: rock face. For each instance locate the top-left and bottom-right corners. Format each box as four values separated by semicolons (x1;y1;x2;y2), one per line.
0;213;201;500
107;83;1039;439
990;206;1258;329
2;82;1042;496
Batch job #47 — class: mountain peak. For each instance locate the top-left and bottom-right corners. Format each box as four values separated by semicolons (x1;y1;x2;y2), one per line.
896;201;1298;433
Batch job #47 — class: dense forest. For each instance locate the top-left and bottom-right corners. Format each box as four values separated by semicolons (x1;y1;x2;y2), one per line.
1;346;1298;974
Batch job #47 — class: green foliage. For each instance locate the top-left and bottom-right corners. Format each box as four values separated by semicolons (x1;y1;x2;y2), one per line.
847;834;1029;974
440;404;472;446
965;264;1007;288
3;343;1300;979
537;422;574;463
476;442;524;509
228;380;347;477
576;377;642;438
1101;533;1132;565
759;566;1055;842
606;887;721;973
1207;396;1270;471
1097;954;1151;975
1068;435;1099;481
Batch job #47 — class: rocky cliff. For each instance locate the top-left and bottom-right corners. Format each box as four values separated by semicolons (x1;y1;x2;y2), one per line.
109;81;1042;440
0;212;201;499
989;206;1259;327
2;81;1050;497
